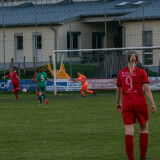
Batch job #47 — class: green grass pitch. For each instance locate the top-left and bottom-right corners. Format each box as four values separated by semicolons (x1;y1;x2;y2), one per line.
0;91;159;160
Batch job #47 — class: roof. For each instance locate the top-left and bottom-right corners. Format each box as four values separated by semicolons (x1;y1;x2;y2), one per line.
0;0;159;27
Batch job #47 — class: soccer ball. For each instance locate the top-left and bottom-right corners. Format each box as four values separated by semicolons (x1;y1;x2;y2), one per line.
22;88;27;93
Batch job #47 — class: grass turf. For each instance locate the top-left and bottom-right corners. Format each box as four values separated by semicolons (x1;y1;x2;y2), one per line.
0;91;159;160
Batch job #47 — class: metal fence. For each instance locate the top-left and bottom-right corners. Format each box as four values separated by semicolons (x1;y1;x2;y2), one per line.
1;0;160;78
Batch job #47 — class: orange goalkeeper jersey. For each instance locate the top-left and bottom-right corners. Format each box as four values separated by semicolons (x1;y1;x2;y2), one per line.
78;74;86;85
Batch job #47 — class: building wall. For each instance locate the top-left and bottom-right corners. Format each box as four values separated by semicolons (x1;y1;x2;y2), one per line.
57;19;105;62
0;19;120;69
124;20;160;66
0;26;56;64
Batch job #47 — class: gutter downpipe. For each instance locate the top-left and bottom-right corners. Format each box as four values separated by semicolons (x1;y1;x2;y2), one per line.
119;20;125;49
50;25;57;59
119;20;126;71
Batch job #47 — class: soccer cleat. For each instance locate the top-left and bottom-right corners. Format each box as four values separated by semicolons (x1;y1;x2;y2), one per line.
39;103;42;106
45;99;48;105
140;158;149;160
93;91;96;96
11;89;15;92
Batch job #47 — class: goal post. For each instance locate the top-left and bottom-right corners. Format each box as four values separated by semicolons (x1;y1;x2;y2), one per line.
53;46;160;95
52;51;57;95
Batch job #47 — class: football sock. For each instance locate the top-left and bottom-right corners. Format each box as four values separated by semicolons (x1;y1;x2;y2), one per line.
42;94;46;100
11;89;15;92
86;90;94;94
81;91;85;97
125;135;134;160
39;95;42;104
37;93;39;100
15;91;18;99
140;133;148;159
16;89;20;92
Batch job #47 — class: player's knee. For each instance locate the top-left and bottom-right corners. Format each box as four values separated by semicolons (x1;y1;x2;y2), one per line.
125;125;134;135
125;130;134;135
140;122;148;133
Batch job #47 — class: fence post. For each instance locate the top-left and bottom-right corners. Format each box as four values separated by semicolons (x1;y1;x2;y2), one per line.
18;63;21;78
53;52;57;95
23;56;26;75
33;57;36;68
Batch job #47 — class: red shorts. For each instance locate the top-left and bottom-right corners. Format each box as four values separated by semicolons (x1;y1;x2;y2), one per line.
12;81;20;89
81;81;88;90
122;104;149;125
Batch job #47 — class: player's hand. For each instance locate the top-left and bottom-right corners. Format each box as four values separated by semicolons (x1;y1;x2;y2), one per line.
51;81;53;83
19;79;21;82
71;78;75;82
151;105;156;113
2;77;5;79
117;104;122;112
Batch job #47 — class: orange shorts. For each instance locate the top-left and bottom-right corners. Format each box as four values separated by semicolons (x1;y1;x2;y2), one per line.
81;81;88;91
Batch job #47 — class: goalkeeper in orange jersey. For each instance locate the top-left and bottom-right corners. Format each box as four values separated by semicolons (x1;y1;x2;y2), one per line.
71;72;95;97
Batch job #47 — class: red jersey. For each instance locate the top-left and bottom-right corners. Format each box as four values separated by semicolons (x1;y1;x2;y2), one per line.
78;75;86;85
8;72;18;82
33;73;37;79
117;67;149;106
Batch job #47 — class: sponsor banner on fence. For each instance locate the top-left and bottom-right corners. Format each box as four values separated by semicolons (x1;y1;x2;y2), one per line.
87;79;117;90
0;80;8;91
148;77;160;90
0;77;160;91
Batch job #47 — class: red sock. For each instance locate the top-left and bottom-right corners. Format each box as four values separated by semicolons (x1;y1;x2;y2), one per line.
86;90;94;94
140;133;148;159
125;135;134;160
81;91;85;97
15;91;18;99
37;92;39;100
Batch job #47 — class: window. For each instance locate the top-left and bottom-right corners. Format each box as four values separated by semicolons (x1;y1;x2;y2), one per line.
144;53;153;65
117;2;129;6
34;35;42;49
17;36;23;50
143;31;152;46
133;1;143;5
115;1;129;7
67;32;81;57
92;32;105;49
143;31;153;65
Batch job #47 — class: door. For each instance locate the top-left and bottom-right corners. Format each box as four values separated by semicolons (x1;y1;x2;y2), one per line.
33;34;42;62
15;34;23;63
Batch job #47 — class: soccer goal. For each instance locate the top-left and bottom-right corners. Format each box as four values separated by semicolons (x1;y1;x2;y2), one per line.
52;46;160;95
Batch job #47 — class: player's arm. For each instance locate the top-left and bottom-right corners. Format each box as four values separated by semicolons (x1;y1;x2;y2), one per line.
116;86;122;112
34;74;39;82
16;75;21;82
2;75;8;79
32;74;36;83
71;78;78;82
143;83;156;113
47;77;53;83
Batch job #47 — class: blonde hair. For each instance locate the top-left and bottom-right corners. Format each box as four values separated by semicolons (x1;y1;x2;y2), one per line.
128;51;138;74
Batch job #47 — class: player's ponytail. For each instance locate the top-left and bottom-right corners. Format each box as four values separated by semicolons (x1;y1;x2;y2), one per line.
128;51;138;74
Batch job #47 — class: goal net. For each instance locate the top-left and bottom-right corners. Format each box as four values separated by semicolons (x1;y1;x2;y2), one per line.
52;46;160;95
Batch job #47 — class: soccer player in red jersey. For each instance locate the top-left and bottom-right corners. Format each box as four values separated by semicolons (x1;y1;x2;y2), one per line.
32;68;39;100
2;68;21;99
116;51;156;160
71;72;95;97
